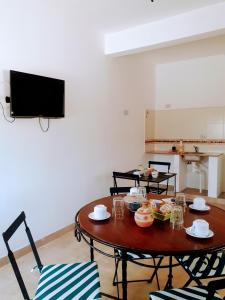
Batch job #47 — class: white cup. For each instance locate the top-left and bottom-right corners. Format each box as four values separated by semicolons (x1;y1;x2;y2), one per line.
93;205;107;219
191;219;209;237
130;187;139;195
152;171;159;178
193;197;206;209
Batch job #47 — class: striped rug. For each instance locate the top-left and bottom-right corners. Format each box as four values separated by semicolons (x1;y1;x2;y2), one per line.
34;262;101;300
149;286;222;300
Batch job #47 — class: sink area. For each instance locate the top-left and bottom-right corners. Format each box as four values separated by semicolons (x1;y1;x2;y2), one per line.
183;155;201;161
182;152;204;161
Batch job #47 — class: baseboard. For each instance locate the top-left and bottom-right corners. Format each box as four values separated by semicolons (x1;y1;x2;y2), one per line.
0;223;74;268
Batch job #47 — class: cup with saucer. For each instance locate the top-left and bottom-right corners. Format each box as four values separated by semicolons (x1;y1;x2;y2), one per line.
89;204;110;220
189;219;210;237
193;197;206;210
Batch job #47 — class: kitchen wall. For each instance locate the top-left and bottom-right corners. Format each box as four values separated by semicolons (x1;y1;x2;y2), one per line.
144;35;225;191
0;1;153;258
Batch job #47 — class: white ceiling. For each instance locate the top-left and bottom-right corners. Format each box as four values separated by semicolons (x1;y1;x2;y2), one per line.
85;0;225;33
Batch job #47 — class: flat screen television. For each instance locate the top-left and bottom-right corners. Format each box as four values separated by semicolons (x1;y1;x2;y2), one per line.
10;70;65;118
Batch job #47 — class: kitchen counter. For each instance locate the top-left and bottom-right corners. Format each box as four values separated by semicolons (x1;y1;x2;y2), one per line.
146;151;223;197
146;150;223;157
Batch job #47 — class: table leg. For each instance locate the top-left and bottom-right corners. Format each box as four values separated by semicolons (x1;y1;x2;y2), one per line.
164;256;173;289
121;250;127;300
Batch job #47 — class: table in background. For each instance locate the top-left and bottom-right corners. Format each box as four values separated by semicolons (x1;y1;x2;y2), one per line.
127;170;176;195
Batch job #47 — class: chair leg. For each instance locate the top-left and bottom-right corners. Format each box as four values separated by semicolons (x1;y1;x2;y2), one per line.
113;257;120;286
148;256;163;290
113;257;163;288
183;277;192;287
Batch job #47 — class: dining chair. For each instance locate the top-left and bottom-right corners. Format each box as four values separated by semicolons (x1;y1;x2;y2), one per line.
149;277;225;300
112;171;140;188
110;187;163;290
2;211;101;300
175;250;225;287
148;161;171;195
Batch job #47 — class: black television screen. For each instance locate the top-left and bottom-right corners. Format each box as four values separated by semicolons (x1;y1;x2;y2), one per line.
10;70;65;118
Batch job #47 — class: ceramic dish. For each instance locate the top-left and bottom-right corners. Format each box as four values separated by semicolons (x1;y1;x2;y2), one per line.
185;226;214;238
189;204;210;211
153;211;171;221
88;212;111;221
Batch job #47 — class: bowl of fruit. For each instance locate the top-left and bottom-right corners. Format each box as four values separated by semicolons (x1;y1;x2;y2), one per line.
151;199;172;221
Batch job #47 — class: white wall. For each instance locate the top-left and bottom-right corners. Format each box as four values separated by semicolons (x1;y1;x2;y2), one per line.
0;1;152;258
156;55;225;110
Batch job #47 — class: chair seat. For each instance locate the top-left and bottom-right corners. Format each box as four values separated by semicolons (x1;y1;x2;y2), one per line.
149;286;223;300
176;251;225;278
117;249;156;260
34;262;101;300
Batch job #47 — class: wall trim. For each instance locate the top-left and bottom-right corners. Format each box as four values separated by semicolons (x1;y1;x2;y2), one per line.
0;223;74;268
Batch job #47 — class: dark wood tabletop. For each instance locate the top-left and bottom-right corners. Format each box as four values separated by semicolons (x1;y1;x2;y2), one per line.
127;170;176;183
77;194;225;256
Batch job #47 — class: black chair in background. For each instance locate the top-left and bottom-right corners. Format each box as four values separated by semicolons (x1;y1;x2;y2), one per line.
113;171;140;188
110;186;131;196
110;187;163;290
148;161;171;195
2;211;101;300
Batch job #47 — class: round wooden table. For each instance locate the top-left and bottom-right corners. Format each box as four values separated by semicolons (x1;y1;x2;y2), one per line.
75;195;225;300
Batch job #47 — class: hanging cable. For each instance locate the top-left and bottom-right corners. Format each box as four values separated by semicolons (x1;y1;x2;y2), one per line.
38;117;50;132
0;102;15;123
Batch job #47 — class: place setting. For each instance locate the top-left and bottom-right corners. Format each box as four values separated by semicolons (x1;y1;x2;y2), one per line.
189;197;210;212
185;219;214;239
88;204;111;221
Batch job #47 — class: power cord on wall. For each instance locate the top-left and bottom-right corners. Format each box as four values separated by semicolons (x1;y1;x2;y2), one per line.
38;117;50;132
0;101;15;123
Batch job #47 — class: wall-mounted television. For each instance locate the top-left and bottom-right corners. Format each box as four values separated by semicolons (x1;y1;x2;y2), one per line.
10;70;65;118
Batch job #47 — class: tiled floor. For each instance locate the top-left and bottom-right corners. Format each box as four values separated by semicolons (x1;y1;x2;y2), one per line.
182;188;225;199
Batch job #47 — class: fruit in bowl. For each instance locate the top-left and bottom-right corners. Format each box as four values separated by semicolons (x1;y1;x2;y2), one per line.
151;200;172;221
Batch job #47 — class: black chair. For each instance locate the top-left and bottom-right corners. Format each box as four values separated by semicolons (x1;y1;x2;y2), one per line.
110;186;131;195
113;171;140;188
110;187;163;290
2;211;101;300
148;161;171;195
175;251;225;287
149;277;225;300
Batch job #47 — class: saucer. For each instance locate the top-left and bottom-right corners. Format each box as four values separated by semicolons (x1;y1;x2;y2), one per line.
88;212;111;221
189;204;210;211
185;226;214;238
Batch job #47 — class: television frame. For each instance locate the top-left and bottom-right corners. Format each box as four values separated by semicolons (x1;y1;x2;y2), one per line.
9;70;65;118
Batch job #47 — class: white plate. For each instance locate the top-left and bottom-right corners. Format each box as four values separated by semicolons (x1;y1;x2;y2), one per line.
162;198;174;204
185;227;214;238
189;204;210;211
133;171;144;176
88;212;111;221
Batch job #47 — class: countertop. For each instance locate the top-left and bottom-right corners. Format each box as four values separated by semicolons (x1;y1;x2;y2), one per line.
146;150;223;157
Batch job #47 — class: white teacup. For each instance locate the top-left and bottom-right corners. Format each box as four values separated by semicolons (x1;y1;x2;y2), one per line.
152;171;159;178
191;219;209;237
193;197;206;210
93;204;107;219
130;187;139;195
